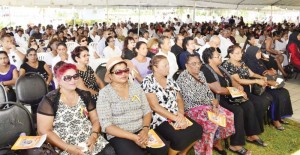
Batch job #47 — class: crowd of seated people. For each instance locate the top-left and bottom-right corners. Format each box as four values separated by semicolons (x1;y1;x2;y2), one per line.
0;15;298;155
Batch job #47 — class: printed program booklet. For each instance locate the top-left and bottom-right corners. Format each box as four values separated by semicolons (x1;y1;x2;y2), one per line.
147;129;165;148
207;111;226;127
11;134;47;150
227;87;244;98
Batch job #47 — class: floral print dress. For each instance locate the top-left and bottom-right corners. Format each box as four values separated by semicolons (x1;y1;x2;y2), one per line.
53;97;108;155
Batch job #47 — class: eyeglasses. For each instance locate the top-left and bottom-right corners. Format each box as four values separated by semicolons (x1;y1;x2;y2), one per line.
111;68;130;76
188;62;202;66
63;73;80;81
81;39;87;42
31;40;35;42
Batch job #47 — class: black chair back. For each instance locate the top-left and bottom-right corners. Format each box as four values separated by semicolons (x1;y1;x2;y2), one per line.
95;63;108;86
0;84;8;109
15;72;48;105
0;102;34;149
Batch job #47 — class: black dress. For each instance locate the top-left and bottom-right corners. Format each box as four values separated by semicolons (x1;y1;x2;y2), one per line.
222;61;272;132
201;65;262;146
78;65;99;104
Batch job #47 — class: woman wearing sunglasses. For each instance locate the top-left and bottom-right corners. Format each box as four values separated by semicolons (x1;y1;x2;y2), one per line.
27;36;43;53
141;55;202;155
77;35;99;59
71;46;105;104
37;62;114;155
97;56;168;155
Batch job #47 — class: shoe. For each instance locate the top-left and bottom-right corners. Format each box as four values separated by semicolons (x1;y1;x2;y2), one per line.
213;147;227;155
246;138;268;147
280;120;289;124
275;125;285;131
228;147;250;155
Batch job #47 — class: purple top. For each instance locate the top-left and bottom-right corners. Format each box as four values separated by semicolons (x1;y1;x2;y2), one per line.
0;65;16;82
131;57;152;78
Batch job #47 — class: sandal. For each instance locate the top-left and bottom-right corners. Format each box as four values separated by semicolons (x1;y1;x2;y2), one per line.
213;147;227;155
246;138;267;147
275;125;285;131
280;120;289;125
228;147;250;155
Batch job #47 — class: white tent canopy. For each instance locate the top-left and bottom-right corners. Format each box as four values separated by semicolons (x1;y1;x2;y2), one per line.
1;0;300;9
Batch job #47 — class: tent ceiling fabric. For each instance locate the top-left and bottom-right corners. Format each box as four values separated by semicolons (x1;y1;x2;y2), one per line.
1;0;300;9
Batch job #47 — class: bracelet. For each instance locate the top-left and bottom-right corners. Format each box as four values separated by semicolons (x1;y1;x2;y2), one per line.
64;144;70;152
143;126;149;129
91;131;99;138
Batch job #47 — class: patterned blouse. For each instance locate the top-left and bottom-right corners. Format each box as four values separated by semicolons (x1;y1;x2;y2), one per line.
78;65;99;104
142;74;180;129
97;82;152;140
52;98;108;155
222;61;250;79
176;70;214;111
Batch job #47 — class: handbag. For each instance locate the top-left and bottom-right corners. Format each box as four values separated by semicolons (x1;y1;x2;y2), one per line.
251;83;265;96
17;143;58;155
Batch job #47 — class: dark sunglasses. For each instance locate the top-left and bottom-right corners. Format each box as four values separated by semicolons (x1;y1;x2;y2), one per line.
31;40;36;42
63;73;80;81
81;39;87;42
111;68;130;76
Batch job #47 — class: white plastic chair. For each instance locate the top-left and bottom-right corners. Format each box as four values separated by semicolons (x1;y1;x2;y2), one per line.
66;41;79;52
37;52;53;66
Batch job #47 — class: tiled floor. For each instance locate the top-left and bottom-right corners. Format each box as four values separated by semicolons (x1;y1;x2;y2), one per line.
285;77;300;122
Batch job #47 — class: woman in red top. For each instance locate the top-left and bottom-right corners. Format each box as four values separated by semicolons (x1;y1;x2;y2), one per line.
287;32;300;70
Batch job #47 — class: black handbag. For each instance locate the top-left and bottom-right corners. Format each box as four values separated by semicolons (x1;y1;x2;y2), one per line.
251;83;265;96
17;143;58;155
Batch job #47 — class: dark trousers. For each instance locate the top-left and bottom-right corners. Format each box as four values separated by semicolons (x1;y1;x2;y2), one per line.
220;99;261;146
154;118;203;151
109;132;168;155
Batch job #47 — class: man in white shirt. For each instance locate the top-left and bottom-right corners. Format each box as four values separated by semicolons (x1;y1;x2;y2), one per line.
121;23;128;37
148;25;156;38
235;29;247;44
185;14;193;24
219;29;233;58
156;36;178;78
139;31;149;43
14;29;28;49
89;30;100;42
51;42;74;72
0;34;25;70
96;30;111;57
197;35;220;61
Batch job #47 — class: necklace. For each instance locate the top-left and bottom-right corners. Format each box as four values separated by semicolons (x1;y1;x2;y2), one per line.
60;91;78;106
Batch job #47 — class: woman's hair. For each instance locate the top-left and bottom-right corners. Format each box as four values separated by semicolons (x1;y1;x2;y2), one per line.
24;48;37;63
202;47;217;64
54;62;78;79
27;36;36;48
272;31;281;38
0;51;10;65
182;37;193;51
185;54;201;65
135;41;147;52
57;42;67;49
123;36;134;52
147;38;159;50
226;45;241;58
148;55;167;71
77;34;87;44
105;36;114;46
242;34;254;51
71;46;89;62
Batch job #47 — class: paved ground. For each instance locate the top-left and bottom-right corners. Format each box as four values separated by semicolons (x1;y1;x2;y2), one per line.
285;76;300;122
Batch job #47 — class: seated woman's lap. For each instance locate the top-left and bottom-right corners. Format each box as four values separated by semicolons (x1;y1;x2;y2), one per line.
109;132;169;155
154;118;203;151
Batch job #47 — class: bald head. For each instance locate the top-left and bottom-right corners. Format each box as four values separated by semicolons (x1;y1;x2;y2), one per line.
209;35;220;48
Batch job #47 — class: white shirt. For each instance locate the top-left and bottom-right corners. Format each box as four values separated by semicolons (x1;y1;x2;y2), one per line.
139;37;148;43
219;34;233;58
90;34;101;42
156;50;178;78
51;55;74;72
97;38;106;57
148;29;156;38
0;48;23;70
103;46;122;59
185;18;193;24
14;34;28;49
122;27;128;37
197;43;211;61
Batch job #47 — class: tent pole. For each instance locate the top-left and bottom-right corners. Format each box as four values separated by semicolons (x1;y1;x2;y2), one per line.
106;0;108;23
138;0;140;36
193;0;196;24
